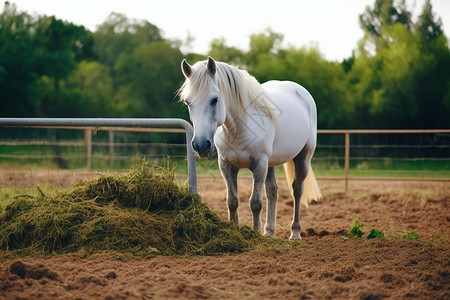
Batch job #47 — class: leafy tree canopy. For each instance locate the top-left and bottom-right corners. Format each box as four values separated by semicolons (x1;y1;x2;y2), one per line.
1;0;448;129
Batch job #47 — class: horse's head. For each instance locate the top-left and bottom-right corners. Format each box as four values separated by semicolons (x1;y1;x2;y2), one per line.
179;57;226;158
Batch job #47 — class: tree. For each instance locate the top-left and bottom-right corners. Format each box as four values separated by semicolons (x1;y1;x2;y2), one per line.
65;61;115;117
359;0;412;51
113;41;185;118
350;0;450;128
94;13;163;69
2;0;448;129
208;38;245;66
33;16;94;118
0;2;93;117
34;16;93;91
205;28;354;129
246;28;284;69
0;2;39;116
280;46;354;128
414;0;450;128
416;0;443;42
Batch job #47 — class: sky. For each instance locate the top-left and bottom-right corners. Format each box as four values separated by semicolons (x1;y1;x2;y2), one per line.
10;0;450;61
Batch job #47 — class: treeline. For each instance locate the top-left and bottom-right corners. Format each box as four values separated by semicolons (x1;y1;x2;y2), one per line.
1;0;449;129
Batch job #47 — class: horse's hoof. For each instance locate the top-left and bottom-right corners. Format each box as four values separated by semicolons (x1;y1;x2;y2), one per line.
264;227;275;237
289;232;302;240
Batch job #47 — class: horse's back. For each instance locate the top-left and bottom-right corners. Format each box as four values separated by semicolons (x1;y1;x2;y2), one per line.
262;80;316;115
262;80;317;129
262;80;317;165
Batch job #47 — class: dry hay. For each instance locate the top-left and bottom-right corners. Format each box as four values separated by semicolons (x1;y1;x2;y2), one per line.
0;162;289;258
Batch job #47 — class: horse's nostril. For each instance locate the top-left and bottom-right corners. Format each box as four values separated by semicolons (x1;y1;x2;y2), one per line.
192;139;212;155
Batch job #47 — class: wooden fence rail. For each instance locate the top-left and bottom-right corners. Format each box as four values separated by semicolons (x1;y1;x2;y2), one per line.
1;124;449;192
316;129;450;191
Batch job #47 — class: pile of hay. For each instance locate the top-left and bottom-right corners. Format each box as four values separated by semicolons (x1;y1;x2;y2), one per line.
0;162;289;257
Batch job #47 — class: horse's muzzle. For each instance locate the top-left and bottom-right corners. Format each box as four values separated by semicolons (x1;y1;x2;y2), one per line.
192;139;214;158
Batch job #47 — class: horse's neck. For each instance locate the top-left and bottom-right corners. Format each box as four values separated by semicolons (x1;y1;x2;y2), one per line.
220;69;265;138
223;105;246;138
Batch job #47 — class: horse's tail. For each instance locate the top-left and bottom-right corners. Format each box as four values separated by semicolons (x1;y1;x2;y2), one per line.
283;160;322;207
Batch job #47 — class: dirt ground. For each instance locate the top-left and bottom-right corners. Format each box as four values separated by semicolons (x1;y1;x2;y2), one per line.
0;170;449;299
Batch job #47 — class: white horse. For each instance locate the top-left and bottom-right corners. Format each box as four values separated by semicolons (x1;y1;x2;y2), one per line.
179;57;322;240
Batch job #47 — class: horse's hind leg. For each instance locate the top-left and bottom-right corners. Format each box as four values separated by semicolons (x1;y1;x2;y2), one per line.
264;167;278;236
219;157;239;223
290;148;312;240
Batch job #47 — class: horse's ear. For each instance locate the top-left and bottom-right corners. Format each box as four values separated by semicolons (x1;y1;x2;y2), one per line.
206;56;216;76
181;59;192;78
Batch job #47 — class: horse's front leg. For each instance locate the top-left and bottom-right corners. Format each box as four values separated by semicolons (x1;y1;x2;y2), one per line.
219;156;239;223
249;157;269;232
264;167;278;236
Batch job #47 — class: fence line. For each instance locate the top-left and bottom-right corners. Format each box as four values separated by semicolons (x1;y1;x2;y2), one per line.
0;118;197;193
317;129;450;134
1;122;449;193
316;129;450;191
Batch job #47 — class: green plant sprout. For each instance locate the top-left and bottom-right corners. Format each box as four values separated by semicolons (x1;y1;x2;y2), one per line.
342;218;386;240
347;217;364;238
367;229;385;239
403;231;419;241
342;220;433;246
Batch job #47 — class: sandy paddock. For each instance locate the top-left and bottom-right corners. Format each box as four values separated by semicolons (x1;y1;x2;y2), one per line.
0;171;449;299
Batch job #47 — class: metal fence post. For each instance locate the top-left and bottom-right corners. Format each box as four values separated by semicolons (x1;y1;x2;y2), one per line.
85;128;92;171
182;123;197;194
108;130;114;169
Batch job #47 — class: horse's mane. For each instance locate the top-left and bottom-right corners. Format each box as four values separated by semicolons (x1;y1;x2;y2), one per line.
179;60;276;120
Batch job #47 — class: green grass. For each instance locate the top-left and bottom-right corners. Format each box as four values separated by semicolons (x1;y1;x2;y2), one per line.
314;169;450;178
313;158;450;178
1;142;449;180
0;142;186;171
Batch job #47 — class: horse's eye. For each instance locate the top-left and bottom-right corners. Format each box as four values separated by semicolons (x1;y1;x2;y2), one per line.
210;97;219;106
